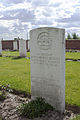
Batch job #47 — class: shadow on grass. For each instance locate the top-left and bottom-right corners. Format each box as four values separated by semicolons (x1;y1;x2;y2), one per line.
12;56;26;60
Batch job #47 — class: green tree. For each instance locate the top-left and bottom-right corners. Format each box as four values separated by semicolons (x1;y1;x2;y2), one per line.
14;37;20;40
14;38;17;41
67;33;72;39
72;32;79;39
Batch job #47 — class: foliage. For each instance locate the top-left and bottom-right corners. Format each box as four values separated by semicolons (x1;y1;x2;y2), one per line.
14;37;20;41
0;84;13;92
67;32;80;39
67;33;72;39
0;91;6;101
0;55;2;57
0;84;13;101
0;85;6;101
72;33;79;39
18;97;54;119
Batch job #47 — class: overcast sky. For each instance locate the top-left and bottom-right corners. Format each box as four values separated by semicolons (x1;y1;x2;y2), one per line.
0;0;80;40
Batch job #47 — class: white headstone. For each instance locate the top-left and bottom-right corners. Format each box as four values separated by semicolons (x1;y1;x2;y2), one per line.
13;40;18;50
0;40;2;56
30;27;65;113
19;39;26;57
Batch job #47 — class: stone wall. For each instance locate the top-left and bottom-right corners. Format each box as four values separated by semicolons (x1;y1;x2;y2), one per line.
66;40;80;50
2;39;80;50
2;40;29;50
2;40;13;50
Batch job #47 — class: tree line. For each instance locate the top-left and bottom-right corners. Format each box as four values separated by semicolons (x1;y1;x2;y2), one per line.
67;33;80;39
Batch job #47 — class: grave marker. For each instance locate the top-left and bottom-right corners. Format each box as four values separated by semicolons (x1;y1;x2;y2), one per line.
30;27;65;113
13;40;18;50
19;39;26;57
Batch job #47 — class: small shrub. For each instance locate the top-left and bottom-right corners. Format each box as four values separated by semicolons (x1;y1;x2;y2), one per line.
0;84;13;101
0;84;13;93
0;55;2;57
18;97;54;119
0;91;6;101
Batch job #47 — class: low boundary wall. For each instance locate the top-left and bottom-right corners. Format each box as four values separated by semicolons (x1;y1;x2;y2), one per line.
2;40;80;50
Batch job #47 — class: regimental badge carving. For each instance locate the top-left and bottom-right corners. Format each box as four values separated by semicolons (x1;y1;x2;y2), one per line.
37;32;52;50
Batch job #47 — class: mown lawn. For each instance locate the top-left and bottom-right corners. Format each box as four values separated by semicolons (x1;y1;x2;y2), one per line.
0;51;80;107
66;52;80;59
0;57;31;93
3;50;80;59
2;51;30;58
2;50;19;56
66;61;80;106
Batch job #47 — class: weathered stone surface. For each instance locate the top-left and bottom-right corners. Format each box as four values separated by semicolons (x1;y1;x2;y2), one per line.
13;40;18;50
30;27;65;113
19;39;26;57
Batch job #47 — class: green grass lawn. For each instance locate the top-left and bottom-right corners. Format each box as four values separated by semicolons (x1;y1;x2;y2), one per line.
0;57;31;93
72;115;80;120
3;51;80;59
66;52;80;59
66;61;80;106
2;50;19;56
2;51;30;58
0;51;80;107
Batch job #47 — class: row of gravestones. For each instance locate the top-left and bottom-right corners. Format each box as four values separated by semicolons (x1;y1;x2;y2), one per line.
0;39;26;57
0;27;65;113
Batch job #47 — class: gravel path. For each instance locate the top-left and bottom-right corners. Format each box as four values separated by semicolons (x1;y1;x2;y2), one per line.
0;93;77;120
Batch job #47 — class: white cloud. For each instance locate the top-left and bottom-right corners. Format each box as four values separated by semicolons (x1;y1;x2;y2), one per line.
1;2;32;12
0;15;4;18
0;0;80;39
0;19;20;28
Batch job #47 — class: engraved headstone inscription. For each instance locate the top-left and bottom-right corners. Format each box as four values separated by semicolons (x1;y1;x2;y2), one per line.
0;40;2;57
19;39;26;57
30;27;65;113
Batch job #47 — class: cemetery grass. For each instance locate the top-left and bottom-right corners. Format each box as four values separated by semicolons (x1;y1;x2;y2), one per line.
3;51;80;60
66;52;80;60
2;51;30;58
2;51;19;56
0;52;80;107
66;61;80;106
0;57;31;94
